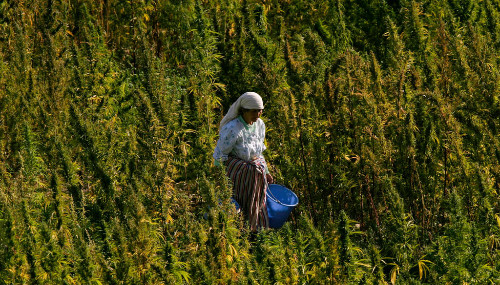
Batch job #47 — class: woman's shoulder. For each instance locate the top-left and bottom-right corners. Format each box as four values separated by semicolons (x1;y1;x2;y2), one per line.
221;117;245;132
256;118;265;128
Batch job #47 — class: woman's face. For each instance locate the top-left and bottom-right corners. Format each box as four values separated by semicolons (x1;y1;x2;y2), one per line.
242;109;263;124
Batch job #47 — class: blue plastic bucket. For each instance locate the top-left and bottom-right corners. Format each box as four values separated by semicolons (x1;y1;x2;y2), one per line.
230;198;240;213
266;184;299;228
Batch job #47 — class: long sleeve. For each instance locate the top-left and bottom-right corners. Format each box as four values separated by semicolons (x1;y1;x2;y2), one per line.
258;122;269;174
213;121;240;164
258;154;270;174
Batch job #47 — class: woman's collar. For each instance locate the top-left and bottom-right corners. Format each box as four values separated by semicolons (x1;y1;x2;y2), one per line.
238;115;256;131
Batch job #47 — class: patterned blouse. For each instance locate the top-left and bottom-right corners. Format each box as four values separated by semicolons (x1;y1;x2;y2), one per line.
213;116;269;173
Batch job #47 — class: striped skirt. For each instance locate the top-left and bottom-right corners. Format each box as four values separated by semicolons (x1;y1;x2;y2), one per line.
225;156;269;231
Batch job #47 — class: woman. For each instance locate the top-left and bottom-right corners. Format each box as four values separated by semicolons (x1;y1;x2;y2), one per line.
213;92;273;231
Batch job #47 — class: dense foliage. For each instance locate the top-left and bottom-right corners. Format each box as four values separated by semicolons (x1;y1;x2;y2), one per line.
1;0;499;283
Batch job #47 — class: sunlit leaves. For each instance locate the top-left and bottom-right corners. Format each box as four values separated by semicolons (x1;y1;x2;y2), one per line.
0;0;499;284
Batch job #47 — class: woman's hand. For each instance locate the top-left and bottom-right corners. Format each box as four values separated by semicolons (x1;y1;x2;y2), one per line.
266;173;274;184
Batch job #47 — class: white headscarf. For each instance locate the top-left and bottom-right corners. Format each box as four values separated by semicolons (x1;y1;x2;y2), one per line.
219;92;264;129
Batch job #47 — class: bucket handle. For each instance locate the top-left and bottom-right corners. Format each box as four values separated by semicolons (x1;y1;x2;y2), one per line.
266;183;286;206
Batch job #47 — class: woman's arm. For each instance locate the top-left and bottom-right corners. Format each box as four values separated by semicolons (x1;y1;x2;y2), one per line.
258;120;273;183
213;122;239;165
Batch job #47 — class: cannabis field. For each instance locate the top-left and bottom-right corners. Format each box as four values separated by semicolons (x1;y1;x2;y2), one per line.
0;0;499;284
